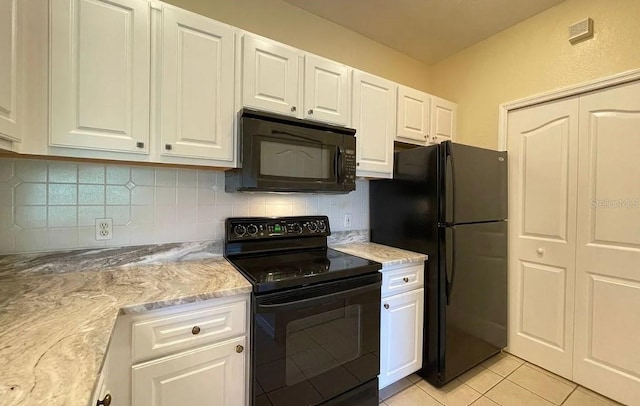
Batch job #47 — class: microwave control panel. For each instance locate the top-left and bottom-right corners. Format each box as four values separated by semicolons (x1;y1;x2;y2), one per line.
343;149;356;184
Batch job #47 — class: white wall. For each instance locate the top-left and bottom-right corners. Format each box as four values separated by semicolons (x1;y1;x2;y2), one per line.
0;158;369;254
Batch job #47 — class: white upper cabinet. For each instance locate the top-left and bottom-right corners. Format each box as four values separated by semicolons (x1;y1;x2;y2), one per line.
241;34;351;126
396;86;430;145
430;96;457;144
352;70;396;178
0;0;20;144
242;35;300;116
50;0;151;154
160;5;235;163
303;54;350;126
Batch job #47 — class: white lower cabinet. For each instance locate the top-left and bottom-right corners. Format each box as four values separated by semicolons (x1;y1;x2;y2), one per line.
92;295;249;406
379;263;425;389
132;337;246;406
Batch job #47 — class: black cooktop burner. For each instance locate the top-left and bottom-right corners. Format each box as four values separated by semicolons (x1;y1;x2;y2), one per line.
224;216;382;293
229;248;379;293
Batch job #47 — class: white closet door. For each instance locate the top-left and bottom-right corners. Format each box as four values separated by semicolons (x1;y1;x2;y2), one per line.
160;6;234;162
507;97;579;379
50;0;150;153
573;81;640;406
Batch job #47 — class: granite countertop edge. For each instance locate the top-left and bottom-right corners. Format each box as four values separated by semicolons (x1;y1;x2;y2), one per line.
331;241;428;267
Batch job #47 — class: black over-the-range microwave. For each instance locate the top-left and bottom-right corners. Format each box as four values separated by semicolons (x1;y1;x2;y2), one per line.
225;108;357;193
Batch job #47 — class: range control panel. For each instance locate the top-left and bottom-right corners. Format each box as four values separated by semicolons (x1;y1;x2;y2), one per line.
226;216;331;242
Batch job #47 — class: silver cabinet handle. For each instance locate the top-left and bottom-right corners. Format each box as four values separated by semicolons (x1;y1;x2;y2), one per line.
291;106;297;112
308;109;314;115
403;277;409;283
191;326;201;335
384;303;389;309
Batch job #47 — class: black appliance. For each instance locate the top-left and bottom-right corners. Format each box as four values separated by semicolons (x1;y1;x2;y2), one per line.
225;109;357;194
370;141;508;387
224;216;382;406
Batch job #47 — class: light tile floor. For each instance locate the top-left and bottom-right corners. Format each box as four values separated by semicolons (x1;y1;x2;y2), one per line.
379;352;623;406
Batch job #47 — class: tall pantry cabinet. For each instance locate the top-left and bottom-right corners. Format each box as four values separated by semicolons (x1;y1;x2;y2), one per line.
507;80;640;406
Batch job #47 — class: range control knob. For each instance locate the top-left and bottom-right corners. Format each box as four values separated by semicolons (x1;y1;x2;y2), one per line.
291;223;302;234
317;221;327;232
233;224;247;237
307;222;318;233
247;224;258;236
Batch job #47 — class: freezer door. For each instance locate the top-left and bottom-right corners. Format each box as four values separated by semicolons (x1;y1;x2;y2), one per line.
440;221;507;384
442;142;507;224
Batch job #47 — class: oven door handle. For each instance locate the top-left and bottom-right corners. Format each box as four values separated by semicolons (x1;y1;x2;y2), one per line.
256;281;381;311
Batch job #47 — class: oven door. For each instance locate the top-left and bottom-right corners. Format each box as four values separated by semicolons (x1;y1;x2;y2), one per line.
253;273;381;406
242;116;353;192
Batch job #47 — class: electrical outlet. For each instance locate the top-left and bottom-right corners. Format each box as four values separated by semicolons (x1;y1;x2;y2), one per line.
344;213;352;229
95;218;113;241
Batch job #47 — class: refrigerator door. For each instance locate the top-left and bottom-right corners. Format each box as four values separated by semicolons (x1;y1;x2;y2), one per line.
442;141;508;224
439;221;507;385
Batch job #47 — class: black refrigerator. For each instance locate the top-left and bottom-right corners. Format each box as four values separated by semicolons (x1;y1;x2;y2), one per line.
370;141;508;387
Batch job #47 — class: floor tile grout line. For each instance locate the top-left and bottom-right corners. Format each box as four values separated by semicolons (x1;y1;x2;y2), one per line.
560;385;579;405
502;369;570;405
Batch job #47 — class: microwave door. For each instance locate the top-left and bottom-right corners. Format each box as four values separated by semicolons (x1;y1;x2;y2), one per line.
255;130;339;186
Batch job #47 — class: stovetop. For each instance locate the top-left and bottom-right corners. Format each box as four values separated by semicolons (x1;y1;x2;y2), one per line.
224;216;382;293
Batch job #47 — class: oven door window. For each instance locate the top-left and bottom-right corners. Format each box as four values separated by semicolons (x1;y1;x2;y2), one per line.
254;279;380;406
255;133;338;184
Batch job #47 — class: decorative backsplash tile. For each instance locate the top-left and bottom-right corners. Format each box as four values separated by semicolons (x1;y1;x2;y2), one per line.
0;158;369;254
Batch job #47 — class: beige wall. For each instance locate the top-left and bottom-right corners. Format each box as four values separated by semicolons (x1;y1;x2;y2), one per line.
430;0;640;149
163;0;432;92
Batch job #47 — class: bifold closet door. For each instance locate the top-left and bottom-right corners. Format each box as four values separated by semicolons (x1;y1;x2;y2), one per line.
507;97;579;379
573;81;640;406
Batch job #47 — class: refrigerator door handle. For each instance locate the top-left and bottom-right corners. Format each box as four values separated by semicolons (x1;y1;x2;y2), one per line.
444;141;456;225
445;227;455;305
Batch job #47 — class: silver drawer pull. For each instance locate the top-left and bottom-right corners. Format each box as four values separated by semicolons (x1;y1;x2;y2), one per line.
384;304;389;309
403;277;409;283
191;326;201;335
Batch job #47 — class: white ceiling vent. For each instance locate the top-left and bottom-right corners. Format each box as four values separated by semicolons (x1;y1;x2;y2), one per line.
569;18;594;43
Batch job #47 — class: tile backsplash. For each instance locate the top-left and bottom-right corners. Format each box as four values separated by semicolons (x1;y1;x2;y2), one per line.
0;158;369;254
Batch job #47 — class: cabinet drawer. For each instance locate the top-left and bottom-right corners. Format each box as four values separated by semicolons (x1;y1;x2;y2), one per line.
381;263;424;297
132;299;246;363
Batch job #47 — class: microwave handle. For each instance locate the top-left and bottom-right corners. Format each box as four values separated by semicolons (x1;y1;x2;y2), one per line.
336;147;344;183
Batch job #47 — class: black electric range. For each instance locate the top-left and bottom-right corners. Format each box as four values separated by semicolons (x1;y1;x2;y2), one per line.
224;216;382;406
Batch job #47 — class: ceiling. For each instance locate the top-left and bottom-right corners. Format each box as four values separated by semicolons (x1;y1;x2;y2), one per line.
282;0;565;64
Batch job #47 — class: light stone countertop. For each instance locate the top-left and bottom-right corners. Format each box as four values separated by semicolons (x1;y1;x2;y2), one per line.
331;241;428;267
0;242;251;406
0;231;410;406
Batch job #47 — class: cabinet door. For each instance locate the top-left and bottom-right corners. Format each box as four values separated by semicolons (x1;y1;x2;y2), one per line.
50;0;150;153
0;0;20;143
430;96;457;144
352;70;396;178
242;35;299;116
507;98;579;379
573;81;640;406
132;337;246;406
380;288;424;388
303;54;350;126
396;86;430;145
160;6;234;162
